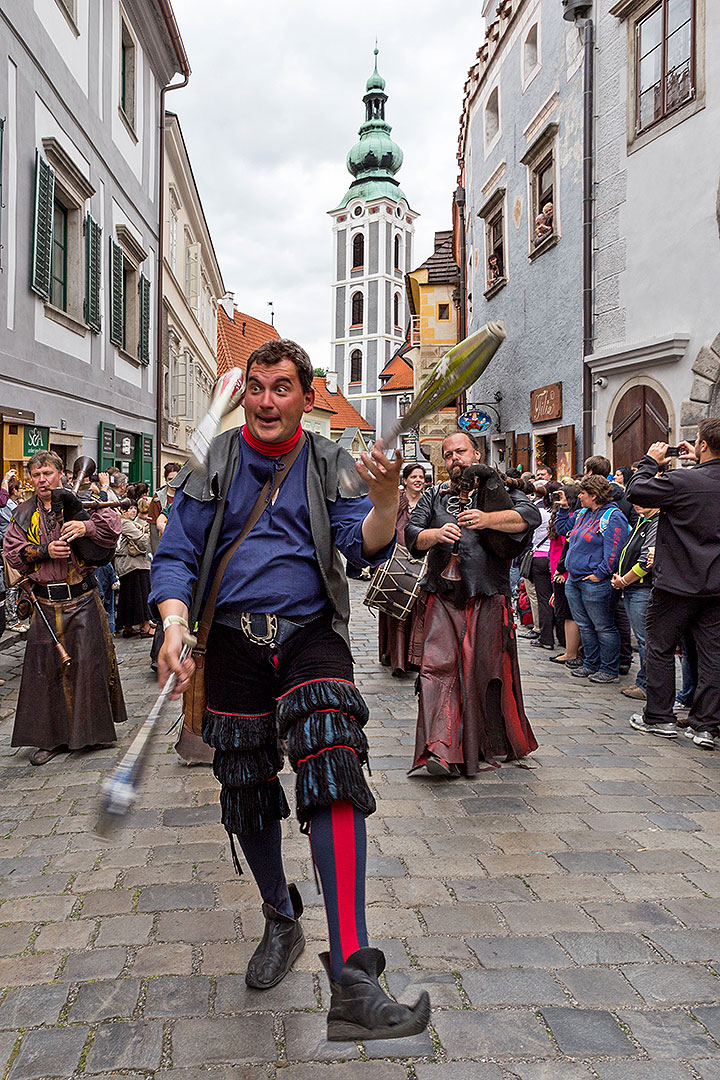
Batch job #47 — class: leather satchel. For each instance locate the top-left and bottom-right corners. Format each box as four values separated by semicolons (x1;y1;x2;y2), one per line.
180;434;306;739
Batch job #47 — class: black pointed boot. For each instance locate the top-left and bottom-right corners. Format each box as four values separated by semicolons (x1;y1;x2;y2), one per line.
245;883;305;989
320;947;431;1041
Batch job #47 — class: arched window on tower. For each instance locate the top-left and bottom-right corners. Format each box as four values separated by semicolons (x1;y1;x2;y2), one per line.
352;233;364;270
350;349;362;383
394;234;401;271
394;292;401;329
351;291;364;327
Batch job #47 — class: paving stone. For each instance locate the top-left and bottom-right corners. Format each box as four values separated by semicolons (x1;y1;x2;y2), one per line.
0;924;32;956
618;1009;720;1058
131;942;195;975
8;1026;88;1080
0;955;62;986
620;963;720;1004
432;1008;556;1058
467;935;574;968
282;1066;407;1080
136;883;215;911
0;985;68;1030
69;978;140;1021
462;968;567;1005
694;1006;720;1042
542;1007;638;1056
594;1067;693;1080
215;972;318;1012
283;1012;360;1062
552;931;658;964
385;970;463;1008
94;914;153;946
499;901;597;933
695;1063;720;1080
172;1016;277;1066
460;797;531;815
581;901;678;931
60;946;127;981
85;1021;164;1072
646;813;701;831
552;851;634;874
558;967;638;1006
79;889;135;916
414;1067;503;1080
505;1067;594;1080
665;899;720;927
156;910;238;942
163;804;220;826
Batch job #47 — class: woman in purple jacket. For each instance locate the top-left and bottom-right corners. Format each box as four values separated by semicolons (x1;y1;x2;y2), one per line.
555;475;628;683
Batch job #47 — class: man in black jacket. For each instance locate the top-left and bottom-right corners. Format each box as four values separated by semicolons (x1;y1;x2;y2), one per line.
626;418;720;746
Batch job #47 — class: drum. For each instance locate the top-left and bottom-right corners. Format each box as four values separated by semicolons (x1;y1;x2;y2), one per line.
363;545;427;623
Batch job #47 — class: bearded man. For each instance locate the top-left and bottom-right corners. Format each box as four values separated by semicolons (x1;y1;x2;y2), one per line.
405;431;540;776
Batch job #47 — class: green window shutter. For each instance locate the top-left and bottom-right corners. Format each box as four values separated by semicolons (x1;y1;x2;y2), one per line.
98;421;116;472
85;213;102;332
31;150;55;299
109;238;124;346
138;273;151;365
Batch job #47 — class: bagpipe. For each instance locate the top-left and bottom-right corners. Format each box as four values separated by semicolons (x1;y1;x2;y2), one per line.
441;464;521;581
50;457;128;567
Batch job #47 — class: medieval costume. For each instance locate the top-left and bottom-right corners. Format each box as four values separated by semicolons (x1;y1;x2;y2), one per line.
3;496;126;757
377;491;421;676
150;422;430;1040
405;478;540;775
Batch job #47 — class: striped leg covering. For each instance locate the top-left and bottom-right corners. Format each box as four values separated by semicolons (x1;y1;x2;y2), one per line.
276;679;376;833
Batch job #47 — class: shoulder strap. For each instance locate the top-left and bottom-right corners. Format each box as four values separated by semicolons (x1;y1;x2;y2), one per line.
193;432;306;650
598;506;617;534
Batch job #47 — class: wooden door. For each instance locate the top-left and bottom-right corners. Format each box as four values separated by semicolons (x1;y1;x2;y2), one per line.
515;432;531;471
556;424;576;479
610;386;669;467
506;430;515;469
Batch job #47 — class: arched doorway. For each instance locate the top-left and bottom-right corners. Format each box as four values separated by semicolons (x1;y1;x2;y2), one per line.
610;385;669;467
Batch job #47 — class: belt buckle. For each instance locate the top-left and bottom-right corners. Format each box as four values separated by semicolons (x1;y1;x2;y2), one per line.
240;612;278;646
47;582;72;602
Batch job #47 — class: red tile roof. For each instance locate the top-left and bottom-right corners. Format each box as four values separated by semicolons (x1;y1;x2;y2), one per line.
313;377;373;432
379;353;414;392
217;305;280;376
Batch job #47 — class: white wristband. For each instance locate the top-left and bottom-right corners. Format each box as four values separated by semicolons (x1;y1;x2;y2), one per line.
163;615;189;631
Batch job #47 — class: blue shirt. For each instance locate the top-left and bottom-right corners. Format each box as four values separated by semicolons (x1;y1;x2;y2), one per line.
150;437;388;618
555;503;628;581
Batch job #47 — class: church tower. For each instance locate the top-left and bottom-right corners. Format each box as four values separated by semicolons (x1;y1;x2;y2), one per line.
328;50;418;437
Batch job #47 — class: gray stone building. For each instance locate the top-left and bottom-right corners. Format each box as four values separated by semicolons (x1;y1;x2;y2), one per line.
590;0;719;464
457;0;587;476
328;50;418;438
0;0;188;486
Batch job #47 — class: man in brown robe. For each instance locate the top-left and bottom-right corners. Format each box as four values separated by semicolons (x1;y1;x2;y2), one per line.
405;431;539;776
3;450;126;765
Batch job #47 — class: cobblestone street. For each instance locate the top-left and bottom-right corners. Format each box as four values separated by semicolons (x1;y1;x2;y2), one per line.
1;580;720;1080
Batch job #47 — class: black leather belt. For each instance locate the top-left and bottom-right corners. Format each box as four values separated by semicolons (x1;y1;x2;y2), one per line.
215;608;325;648
33;574;97;602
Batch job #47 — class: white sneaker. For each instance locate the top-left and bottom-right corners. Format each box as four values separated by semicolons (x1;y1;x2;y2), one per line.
690;730;716;750
673;699;690;713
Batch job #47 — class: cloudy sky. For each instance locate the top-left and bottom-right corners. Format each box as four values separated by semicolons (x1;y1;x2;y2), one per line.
169;0;484;369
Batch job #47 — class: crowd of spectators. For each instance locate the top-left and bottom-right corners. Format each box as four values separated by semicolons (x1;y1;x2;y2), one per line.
514;418;720;749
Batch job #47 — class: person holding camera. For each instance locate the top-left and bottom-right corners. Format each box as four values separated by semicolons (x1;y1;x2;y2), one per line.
626;419;720;747
611;503;659;700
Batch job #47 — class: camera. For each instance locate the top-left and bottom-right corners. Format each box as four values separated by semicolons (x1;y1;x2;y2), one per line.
667;446;680;457
551;491;563;502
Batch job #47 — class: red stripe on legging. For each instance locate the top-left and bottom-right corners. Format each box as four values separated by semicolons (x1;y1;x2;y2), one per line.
331;801;360;961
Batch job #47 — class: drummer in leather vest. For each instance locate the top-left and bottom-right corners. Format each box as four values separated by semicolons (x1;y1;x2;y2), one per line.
150;338;431;1043
3;450;126;766
405;431;540;777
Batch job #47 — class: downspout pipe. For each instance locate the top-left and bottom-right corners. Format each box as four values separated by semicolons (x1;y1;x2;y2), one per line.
580;16;595;461
454;185;467;342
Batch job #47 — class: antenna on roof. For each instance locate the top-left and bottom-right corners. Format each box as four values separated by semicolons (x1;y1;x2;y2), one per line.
267;301;275;327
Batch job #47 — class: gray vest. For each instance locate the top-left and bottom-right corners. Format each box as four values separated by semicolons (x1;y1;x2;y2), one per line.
172;429;368;650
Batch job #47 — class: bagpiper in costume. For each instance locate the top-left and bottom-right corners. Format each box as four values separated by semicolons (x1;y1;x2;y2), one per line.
3;452;126;765
405;432;540;777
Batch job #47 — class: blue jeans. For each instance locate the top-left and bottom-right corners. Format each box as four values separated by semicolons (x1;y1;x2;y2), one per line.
565;577;620;675
623;587;650;689
95;563;117;635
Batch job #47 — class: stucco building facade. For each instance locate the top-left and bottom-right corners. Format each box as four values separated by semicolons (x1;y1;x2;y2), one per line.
457;0;586;476
160;111;224;471
590;0;719;464
0;0;188;486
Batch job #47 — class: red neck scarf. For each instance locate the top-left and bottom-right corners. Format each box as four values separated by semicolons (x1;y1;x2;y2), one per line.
241;423;303;458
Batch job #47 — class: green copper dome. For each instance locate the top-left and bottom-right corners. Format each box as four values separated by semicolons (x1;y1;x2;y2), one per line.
333;49;411;211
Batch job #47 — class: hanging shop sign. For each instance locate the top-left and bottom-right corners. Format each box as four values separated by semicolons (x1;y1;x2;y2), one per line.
23;425;49;456
115;430;137;461
402;435;418;460
458;409;492;434
530;382;562;424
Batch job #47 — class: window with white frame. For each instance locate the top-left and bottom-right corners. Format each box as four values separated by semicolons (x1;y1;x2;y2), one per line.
119;10;137;132
349;349;362;383
523;23;540;85
30;139;101;334
168;190;179;275
520;122;559;257
485;87;500;149
635;0;694;134
109;224;151;362
476;187;507;293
